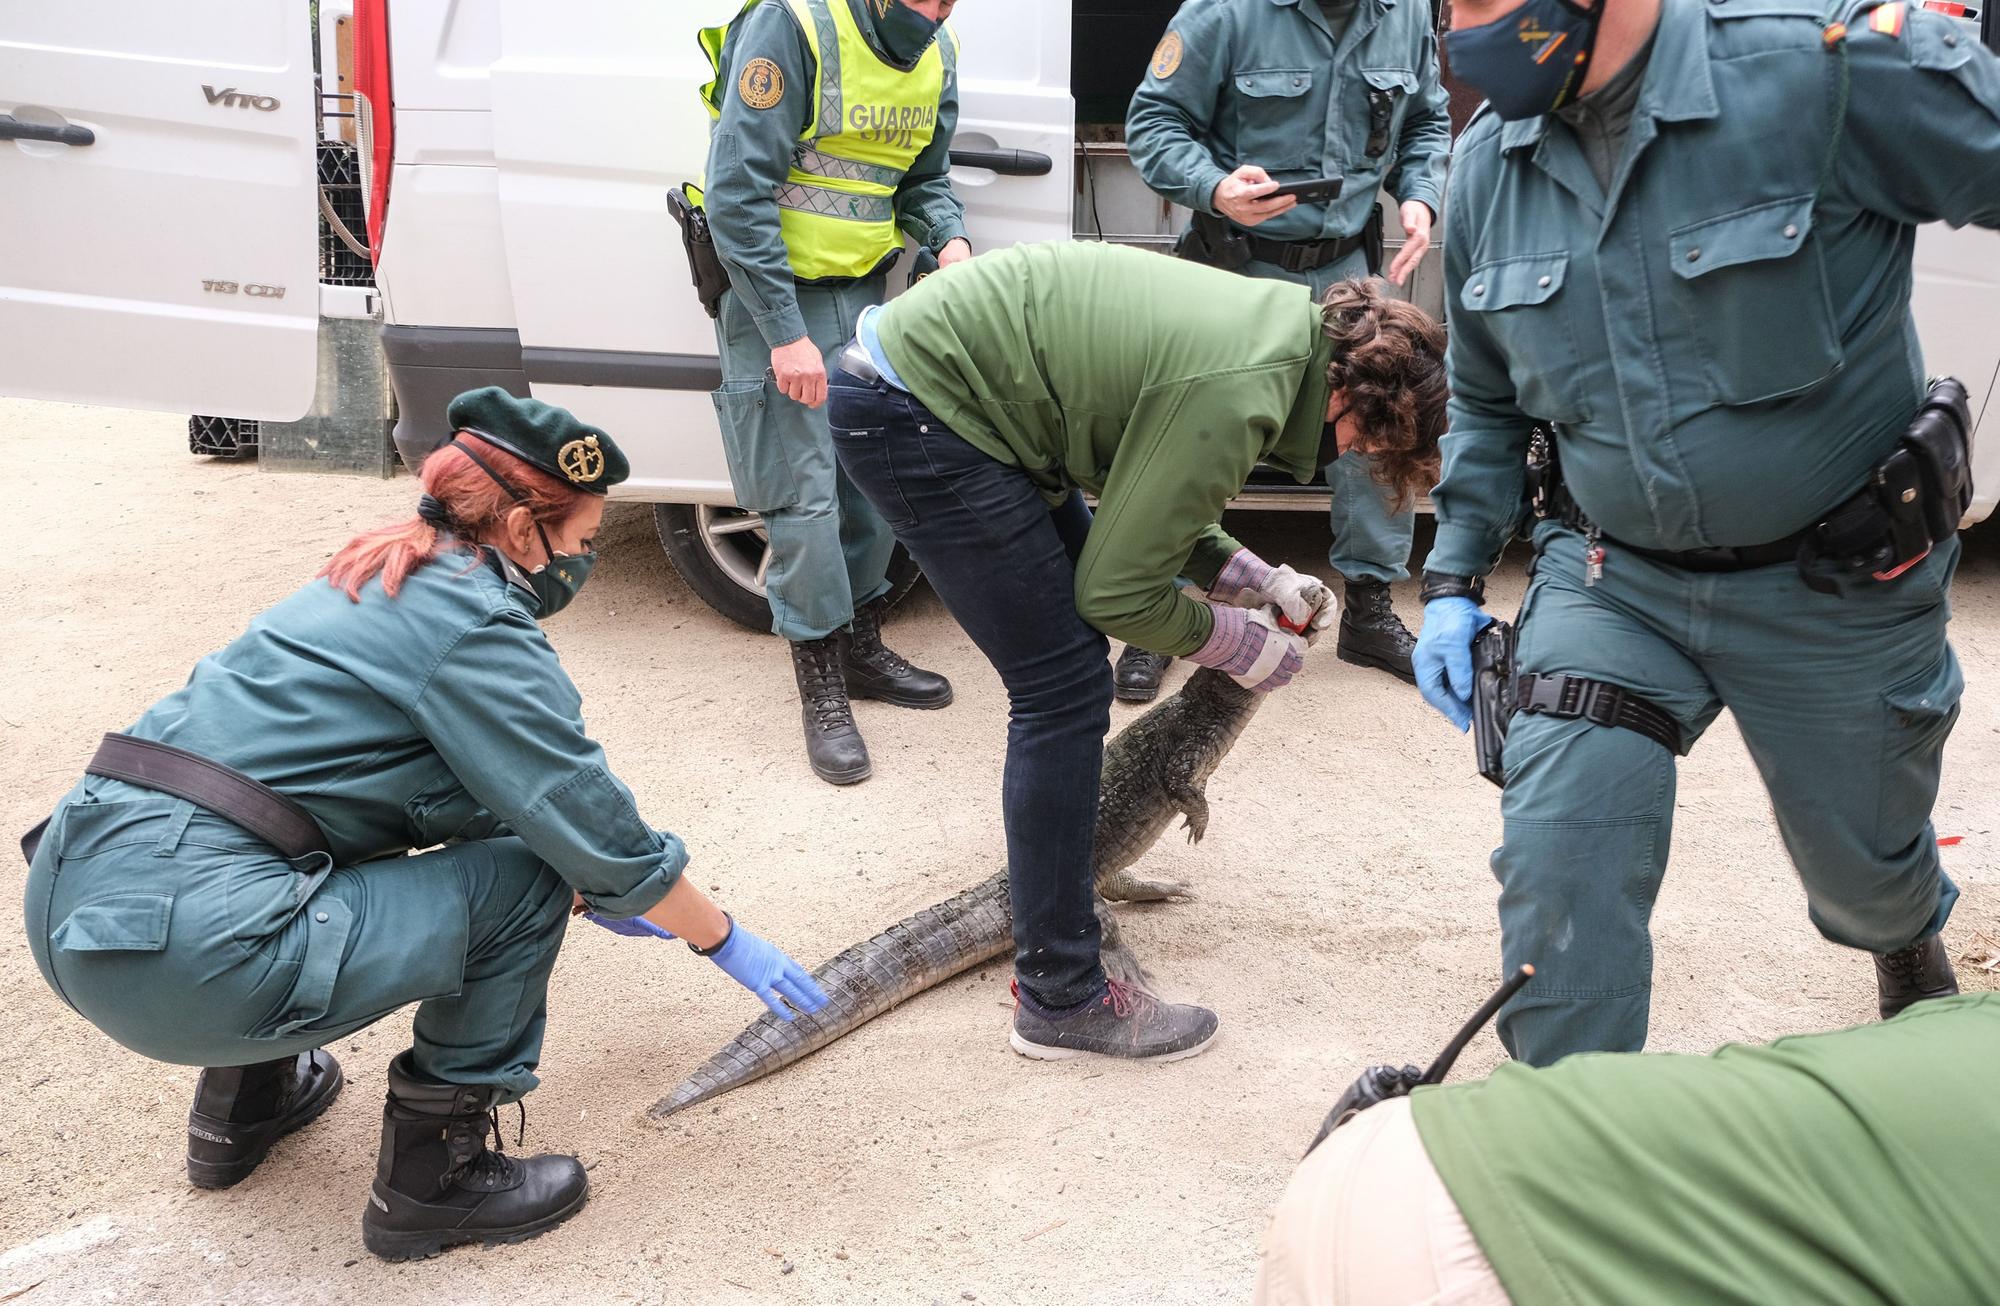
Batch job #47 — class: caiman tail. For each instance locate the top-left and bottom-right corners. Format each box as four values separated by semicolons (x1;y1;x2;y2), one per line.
648;872;1011;1119
648;665;1259;1120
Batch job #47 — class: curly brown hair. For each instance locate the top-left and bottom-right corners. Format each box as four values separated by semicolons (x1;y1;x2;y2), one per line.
1319;279;1448;508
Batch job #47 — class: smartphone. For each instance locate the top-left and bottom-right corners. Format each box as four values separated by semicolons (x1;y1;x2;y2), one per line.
1267;176;1344;202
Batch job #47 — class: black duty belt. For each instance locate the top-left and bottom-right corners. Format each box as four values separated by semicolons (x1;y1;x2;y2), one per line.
1192;210;1370;274
20;734;331;867
1545;481;1807;573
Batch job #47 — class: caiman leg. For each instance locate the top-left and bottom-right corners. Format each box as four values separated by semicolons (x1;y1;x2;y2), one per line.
1095;898;1156;990
1171;782;1211;844
1098;782;1209;903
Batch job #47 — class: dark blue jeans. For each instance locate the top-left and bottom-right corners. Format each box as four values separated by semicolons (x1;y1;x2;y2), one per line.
828;367;1110;1007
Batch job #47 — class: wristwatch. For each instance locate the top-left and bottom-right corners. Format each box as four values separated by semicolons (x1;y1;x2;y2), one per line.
1419;572;1487;605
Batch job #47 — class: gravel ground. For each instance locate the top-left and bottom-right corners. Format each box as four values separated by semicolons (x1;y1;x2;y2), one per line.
4;398;1995;1305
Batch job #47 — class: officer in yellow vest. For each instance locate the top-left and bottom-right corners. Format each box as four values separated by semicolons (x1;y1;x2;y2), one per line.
699;0;968;785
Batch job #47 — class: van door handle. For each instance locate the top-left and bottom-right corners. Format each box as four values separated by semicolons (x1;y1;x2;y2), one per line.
0;116;95;147
948;148;1051;177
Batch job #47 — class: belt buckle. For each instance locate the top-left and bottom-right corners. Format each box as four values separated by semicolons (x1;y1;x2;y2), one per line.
1578;681;1624;728
1281;242;1317;274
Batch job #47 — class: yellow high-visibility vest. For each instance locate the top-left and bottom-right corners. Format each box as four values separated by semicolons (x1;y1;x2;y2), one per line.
700;0;956;281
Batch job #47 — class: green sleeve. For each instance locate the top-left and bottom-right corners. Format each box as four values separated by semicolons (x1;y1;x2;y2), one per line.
1834;9;2000;229
703;3;815;349
1385;28;1452;218
1423;130;1534;577
1124;0;1234;217
406;612;688;917
892;27;968;251
1073;374;1285;654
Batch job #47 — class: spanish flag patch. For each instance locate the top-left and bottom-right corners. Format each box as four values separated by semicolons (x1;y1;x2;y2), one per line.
1868;2;1907;37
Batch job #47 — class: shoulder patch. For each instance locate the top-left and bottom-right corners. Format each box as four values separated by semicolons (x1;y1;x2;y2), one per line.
738;56;784;110
1151;30;1185;79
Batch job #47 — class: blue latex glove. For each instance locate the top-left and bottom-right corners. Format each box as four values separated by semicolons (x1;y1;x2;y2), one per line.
583;910;676;941
707;920;830;1021
1414;597;1496;732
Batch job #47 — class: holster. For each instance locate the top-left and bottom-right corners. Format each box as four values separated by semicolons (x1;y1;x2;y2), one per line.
1797;376;1974;594
1470;620;1516;788
667;184;732;319
1178;210;1253;272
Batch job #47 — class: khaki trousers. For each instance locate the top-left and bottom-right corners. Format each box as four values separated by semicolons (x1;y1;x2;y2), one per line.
1253;1098;1509;1306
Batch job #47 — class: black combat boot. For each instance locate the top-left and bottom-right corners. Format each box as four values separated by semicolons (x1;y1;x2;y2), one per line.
1009;978;1219;1062
186;1049;344;1189
1874;933;1960;1020
1112;646;1173;703
361;1053;589;1262
837;597;952;708
1337;578;1418;684
790;635;872;785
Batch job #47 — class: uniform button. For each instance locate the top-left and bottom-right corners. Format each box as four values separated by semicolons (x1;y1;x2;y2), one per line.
1293;77;1305;86
1944;31;1958;44
1472;284;1486;297
1685;247;1701;262
315;911;329;923
1537;275;1552;288
1783;223;1799;239
287;1011;305;1022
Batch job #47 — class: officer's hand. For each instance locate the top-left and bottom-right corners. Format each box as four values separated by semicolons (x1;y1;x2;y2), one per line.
1387;200;1434;287
1212;165;1297;228
1414;597;1495;732
771;336;827;409
706;919;831;1021
937;237;972;268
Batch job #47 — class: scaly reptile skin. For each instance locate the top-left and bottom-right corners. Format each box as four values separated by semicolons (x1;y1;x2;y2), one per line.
649;666;1263;1119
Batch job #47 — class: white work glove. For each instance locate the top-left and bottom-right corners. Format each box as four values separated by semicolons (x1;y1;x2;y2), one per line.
1210;549;1338;643
1186;601;1310;694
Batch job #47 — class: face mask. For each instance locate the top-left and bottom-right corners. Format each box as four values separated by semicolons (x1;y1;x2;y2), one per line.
1444;0;1602;121
525;539;596;618
876;2;940;62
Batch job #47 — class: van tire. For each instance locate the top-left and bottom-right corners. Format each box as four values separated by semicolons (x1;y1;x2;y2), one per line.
652;503;920;634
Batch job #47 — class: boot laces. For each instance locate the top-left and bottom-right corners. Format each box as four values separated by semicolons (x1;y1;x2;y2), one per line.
1881;941;1928;981
795;642;856;733
846;608;913;676
447;1102;527;1190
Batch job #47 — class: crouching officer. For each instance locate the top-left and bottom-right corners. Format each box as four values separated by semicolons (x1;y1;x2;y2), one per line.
1118;0;1452;699
1413;0;2000;1064
22;389;828;1260
694;0;969;784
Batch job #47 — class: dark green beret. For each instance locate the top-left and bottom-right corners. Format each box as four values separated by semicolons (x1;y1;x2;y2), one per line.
445;386;629;495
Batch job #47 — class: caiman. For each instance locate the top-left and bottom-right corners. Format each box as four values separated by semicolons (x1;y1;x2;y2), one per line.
649;664;1263;1119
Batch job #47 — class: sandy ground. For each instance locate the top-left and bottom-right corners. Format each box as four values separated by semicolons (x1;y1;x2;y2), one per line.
3;398;1996;1306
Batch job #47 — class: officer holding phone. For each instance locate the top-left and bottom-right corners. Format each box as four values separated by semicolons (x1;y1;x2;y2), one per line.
1122;0;1452;699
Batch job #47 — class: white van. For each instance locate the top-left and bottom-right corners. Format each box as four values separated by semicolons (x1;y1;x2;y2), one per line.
2;0;1995;630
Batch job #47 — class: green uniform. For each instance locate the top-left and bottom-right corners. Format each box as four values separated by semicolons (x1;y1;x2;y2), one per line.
24;546;686;1101
1429;0;2000;1062
876;240;1331;656
1412;993;2000;1303
1126;0;1450;584
702;0;966;641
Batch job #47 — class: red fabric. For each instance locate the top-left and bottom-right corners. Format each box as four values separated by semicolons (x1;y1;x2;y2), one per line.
354;0;395;260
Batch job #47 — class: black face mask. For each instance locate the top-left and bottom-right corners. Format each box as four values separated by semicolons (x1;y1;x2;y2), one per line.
875;1;941;62
1319;406;1352;468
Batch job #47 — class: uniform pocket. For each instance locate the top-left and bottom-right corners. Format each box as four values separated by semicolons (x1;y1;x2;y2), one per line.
1460;252;1592;423
712;376;800;512
248;895;355;1039
1667;196;1840;405
1873;646;1963;858
1232;68;1316;170
50;891;174;952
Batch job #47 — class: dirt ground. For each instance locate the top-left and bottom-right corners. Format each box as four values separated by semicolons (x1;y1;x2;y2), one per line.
4;398;1996;1306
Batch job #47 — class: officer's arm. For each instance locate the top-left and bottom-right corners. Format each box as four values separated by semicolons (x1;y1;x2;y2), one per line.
1384;28;1451;220
1424;155;1535;578
704;4;816;349
1070;374;1292;654
407;613;690;917
1125;2;1235;215
893;28;969;253
1835;8;2000;228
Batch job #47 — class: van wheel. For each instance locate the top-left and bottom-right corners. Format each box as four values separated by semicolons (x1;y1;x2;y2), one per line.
652;503;920;634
